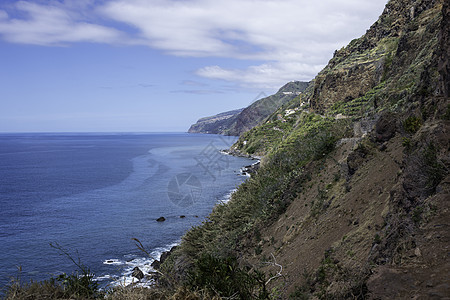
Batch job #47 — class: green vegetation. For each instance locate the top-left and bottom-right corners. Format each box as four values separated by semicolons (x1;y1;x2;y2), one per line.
159;112;354;297
403;116;422;133
422;143;446;190
187;254;268;299
4;245;102;300
289;250;369;299
5;0;448;298
402;137;412;149
237;111;351;156
443;104;450;120
328;82;386;119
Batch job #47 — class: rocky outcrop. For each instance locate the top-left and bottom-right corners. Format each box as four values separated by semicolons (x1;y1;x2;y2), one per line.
132;267;144;280
437;0;449;98
151;246;178;270
310;0;446;114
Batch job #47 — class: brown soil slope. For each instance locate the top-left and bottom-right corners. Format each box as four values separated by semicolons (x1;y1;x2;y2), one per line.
247;118;449;298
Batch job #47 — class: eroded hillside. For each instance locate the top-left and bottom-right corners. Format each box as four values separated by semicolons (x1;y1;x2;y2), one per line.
154;0;449;298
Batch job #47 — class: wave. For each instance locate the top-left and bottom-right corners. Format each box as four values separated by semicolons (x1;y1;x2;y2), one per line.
218;189;237;204
97;240;180;288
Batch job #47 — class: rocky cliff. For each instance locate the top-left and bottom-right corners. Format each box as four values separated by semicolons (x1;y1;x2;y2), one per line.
188;81;309;136
157;0;449;299
10;0;447;298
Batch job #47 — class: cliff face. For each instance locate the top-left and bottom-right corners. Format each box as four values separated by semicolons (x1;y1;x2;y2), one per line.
307;0;445;114
235;0;447;157
187;81;309;136
158;0;449;299
187;108;244;134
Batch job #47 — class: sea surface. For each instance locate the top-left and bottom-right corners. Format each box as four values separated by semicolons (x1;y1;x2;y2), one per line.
0;133;253;290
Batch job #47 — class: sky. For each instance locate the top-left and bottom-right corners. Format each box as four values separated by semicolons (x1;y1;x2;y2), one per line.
0;0;388;133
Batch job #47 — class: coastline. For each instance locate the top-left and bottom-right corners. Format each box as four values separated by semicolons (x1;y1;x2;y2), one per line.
147;148;261;284
220;148;261;177
0;133;253;291
106;159;251;288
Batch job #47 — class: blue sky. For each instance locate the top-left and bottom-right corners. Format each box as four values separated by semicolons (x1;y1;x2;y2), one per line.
0;0;387;132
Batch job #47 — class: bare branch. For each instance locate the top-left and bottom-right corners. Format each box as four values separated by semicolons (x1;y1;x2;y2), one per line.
264;253;283;285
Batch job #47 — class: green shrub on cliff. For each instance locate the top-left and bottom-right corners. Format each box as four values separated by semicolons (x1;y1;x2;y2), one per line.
187;254;268;299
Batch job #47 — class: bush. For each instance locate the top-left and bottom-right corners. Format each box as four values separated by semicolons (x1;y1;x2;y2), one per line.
187;254;268;299
423;143;446;190
4;270;100;299
403;116;422;133
4;243;102;299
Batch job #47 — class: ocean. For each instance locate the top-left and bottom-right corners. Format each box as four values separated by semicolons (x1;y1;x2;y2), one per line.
0;133;253;289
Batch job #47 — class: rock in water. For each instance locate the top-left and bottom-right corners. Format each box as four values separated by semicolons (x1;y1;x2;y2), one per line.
132;266;144;280
151;246;179;270
156;217;165;222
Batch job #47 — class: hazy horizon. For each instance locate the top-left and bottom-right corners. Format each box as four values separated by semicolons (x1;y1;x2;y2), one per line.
0;0;388;133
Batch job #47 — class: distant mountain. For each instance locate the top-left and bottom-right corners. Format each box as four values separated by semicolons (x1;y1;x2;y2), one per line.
187;108;244;134
188;81;309;136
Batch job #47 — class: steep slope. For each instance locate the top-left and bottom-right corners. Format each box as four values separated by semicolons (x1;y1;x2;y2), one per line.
225;81;309;136
230;1;450;297
188;81;309;136
4;0;448;299
155;0;449;299
234;0;448;156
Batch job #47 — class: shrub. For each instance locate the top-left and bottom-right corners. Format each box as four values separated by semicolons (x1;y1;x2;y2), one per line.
4;270;100;300
187;254;268;299
403;116;422;133
443;104;450;120
423;143;446;190
402;137;411;148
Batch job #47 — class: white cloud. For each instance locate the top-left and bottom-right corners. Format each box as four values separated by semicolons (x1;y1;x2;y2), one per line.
100;0;387;87
0;0;388;88
196;62;324;89
0;1;124;45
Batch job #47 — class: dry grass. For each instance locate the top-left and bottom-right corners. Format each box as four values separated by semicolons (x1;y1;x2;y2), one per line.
105;286;220;300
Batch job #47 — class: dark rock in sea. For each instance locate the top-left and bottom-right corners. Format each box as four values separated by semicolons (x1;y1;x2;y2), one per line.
222;148;257;159
151;260;160;269
145;272;161;281
164;246;177;260
156;217;166;222
151;246;178;270
132;266;144;280
241;161;260;176
180;215;186;218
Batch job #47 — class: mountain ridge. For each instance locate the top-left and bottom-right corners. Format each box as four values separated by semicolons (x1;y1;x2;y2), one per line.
188;81;309;136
